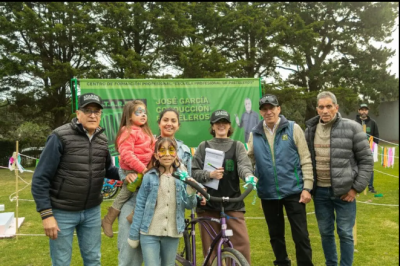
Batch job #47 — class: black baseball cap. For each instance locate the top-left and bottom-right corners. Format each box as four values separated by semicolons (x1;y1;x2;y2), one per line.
259;94;279;109
210;109;231;124
359;103;369;110
78;93;104;109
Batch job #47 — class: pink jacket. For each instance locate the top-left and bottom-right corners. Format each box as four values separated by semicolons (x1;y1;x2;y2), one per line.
117;126;155;173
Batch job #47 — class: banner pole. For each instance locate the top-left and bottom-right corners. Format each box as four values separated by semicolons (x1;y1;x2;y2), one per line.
15;141;19;240
74;78;78;111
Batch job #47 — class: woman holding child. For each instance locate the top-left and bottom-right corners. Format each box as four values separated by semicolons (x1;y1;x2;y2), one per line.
117;108;192;266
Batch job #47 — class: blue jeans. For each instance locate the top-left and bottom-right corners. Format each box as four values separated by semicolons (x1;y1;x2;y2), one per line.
313;187;356;266
368;172;374;189
50;205;101;266
140;234;179;266
117;191;143;266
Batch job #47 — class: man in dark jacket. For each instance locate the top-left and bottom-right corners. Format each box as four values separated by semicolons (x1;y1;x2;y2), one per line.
305;91;373;266
32;93;120;266
248;94;314;266
355;103;379;193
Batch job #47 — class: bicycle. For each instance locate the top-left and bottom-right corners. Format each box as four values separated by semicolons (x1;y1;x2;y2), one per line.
101;178;123;199
173;170;254;266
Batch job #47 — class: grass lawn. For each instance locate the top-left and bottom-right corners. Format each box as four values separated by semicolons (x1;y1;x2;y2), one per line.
0;145;398;265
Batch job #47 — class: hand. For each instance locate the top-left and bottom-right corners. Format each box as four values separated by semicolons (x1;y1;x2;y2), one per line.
127;238;139;249
246;175;258;183
340;188;357;202
210;167;224;180
142;168;149;174
125;173;138;183
197;185;207;206
42;216;60;240
299;190;312;204
235;116;240;125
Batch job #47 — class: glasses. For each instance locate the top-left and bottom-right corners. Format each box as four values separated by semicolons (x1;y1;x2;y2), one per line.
80;108;102;116
317;105;334;110
259;95;279;106
158;146;177;157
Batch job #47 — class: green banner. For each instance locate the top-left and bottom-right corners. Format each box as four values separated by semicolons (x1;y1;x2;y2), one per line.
78;78;261;155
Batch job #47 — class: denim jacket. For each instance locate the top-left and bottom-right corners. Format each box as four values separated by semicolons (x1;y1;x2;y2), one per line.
128;168;197;241
176;138;192;175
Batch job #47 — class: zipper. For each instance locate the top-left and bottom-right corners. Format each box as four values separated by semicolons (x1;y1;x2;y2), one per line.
265;129;281;199
294;158;301;189
84;134;93;208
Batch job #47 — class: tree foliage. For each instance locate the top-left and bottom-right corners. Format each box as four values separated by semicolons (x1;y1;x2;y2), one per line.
94;2;165;78
275;2;399;119
0;2;398;131
0;2;102;128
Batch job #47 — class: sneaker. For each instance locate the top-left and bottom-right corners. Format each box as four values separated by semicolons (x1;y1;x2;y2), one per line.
369;187;377;193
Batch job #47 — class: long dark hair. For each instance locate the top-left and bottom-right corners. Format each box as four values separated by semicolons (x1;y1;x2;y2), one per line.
157;108;181;125
115;100;154;151
149;137;181;176
157;108;181;137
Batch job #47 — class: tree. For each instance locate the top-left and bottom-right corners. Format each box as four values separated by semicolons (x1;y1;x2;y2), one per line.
276;2;399;120
95;2;165;79
215;2;286;79
0;2;102;128
159;2;233;78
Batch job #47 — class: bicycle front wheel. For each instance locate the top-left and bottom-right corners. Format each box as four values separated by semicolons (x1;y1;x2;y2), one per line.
108;186;119;198
211;247;250;266
175;230;191;265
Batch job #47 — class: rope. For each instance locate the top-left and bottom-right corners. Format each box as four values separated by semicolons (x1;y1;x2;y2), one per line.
19;153;39;160
367;133;399;146
8;175;32;202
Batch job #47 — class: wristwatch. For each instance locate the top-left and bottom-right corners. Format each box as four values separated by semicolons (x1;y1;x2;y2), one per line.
303;188;312;193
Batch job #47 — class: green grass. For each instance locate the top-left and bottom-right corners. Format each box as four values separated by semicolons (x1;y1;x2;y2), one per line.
0;146;398;266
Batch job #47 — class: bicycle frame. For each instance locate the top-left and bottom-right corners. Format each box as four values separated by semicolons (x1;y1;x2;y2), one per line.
177;206;238;266
173;171;253;266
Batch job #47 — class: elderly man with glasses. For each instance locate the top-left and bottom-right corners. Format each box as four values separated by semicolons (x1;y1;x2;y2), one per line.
247;94;314;266
32;93;121;266
305;91;373;266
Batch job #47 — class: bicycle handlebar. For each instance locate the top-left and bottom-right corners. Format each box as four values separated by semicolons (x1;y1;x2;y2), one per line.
172;171;255;203
209;182;254;203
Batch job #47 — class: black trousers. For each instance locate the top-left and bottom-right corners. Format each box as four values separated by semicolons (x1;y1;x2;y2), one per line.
261;193;313;266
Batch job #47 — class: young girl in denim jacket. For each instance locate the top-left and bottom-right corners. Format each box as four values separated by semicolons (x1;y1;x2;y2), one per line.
101;100;155;237
128;137;197;266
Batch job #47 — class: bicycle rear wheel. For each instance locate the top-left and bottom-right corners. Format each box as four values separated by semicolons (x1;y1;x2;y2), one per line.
102;186;119;199
211;247;249;266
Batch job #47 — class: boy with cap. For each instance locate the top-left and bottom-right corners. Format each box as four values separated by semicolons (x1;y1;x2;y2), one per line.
32;93;121;266
247;94;314;266
355;103;379;193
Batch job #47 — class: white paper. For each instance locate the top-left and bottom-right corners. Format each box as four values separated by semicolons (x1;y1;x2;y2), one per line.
203;148;225;190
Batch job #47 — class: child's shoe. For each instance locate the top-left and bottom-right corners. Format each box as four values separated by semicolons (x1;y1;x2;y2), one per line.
101;206;120;238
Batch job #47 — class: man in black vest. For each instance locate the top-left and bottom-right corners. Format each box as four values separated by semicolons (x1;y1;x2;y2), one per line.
355;103;379;193
32;93;120;266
